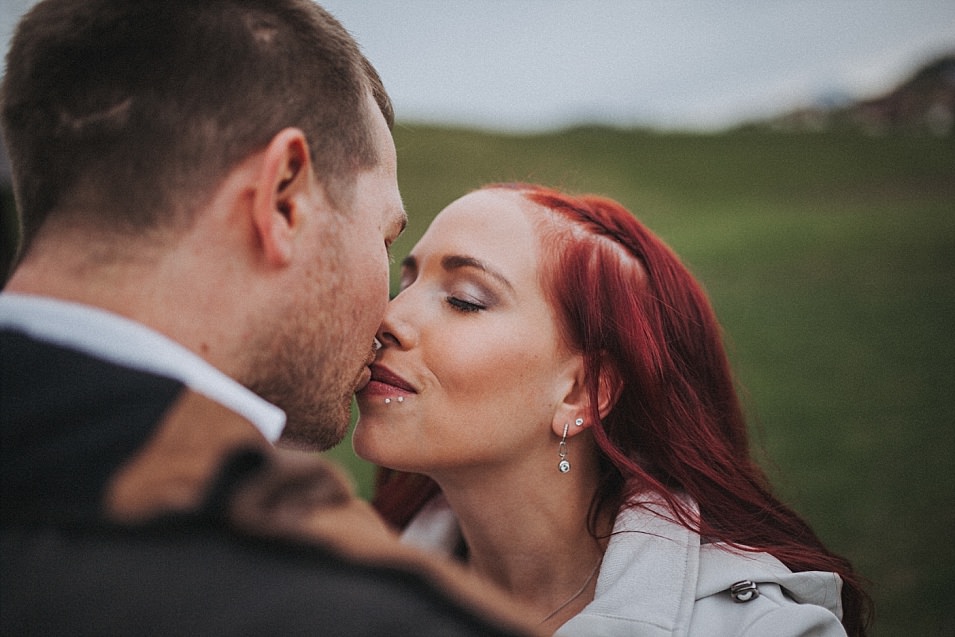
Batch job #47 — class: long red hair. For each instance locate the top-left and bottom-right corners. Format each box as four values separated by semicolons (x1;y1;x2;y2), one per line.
374;183;871;636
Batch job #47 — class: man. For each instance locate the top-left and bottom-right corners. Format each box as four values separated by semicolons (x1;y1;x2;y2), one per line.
0;1;535;634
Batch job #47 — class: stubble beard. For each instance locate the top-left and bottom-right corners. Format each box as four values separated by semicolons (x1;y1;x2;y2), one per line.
241;313;354;452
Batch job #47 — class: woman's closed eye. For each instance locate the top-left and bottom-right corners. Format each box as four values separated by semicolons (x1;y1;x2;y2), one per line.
446;295;486;313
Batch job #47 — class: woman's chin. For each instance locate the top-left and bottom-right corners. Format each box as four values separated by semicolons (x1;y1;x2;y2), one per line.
351;420;387;465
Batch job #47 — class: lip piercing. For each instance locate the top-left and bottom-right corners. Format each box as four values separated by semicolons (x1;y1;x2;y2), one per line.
384;396;404;404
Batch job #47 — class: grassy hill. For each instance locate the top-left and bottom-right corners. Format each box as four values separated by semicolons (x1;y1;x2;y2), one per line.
324;124;954;636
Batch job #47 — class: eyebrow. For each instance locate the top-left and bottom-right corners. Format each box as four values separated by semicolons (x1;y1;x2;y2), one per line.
400;254;515;292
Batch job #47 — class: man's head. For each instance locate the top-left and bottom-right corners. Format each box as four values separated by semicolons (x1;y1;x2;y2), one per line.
1;0;406;450
1;0;393;254
242;94;406;451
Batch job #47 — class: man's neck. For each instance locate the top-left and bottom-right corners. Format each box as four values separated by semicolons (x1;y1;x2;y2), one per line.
5;244;242;380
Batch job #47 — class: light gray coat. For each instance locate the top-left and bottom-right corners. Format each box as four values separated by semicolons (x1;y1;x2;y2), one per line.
402;496;846;637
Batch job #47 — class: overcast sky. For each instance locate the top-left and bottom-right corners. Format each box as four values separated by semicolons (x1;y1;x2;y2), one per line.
2;1;954;131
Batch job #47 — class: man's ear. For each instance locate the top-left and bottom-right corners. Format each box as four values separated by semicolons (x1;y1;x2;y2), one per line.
249;128;313;267
551;353;622;438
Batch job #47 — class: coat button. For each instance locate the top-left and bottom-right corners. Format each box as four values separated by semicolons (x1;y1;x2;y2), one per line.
730;580;760;603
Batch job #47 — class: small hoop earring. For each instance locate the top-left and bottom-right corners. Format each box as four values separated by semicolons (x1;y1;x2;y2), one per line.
558;423;571;473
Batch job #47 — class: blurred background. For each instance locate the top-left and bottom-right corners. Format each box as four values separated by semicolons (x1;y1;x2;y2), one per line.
2;1;953;635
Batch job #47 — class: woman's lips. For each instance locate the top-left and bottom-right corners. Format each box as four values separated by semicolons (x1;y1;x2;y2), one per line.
363;363;417;395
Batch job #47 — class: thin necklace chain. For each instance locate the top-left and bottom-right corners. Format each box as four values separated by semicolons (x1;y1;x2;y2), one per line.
539;557;602;624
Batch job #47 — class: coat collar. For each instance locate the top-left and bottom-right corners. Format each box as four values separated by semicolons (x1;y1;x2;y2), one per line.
403;495;703;636
559;500;701;636
103;389;273;523
0;294;285;442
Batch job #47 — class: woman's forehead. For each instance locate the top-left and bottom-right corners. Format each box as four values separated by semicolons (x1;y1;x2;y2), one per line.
423;190;537;253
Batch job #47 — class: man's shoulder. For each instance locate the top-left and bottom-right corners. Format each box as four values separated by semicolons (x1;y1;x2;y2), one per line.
1;328;184;404
0;517;524;636
2;329;186;519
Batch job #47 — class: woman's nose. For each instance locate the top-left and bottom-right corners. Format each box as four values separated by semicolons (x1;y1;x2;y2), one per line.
376;290;417;350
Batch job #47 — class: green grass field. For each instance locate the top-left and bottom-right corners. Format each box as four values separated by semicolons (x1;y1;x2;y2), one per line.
325;124;955;636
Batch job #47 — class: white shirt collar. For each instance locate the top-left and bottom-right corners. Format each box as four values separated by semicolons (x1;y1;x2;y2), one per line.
0;292;285;442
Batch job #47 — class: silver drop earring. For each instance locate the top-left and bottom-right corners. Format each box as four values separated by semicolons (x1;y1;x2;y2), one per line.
558;423;571;473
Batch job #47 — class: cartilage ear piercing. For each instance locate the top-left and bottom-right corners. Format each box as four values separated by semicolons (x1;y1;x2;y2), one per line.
558;423;571;473
575;417;584;427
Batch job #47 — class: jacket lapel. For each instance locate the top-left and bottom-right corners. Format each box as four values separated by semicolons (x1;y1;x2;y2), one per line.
103;390;270;523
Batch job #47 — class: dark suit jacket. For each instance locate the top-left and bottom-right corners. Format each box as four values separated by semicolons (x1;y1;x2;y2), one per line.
0;330;530;636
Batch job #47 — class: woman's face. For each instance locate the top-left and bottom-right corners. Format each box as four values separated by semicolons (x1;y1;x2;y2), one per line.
353;189;580;477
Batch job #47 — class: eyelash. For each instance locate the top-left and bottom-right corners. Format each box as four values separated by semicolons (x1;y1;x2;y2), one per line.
446;296;485;313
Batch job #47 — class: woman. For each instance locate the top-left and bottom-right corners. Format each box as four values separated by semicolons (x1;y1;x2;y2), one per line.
354;183;870;636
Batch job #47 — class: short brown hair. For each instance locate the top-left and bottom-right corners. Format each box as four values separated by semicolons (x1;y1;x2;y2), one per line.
1;0;393;253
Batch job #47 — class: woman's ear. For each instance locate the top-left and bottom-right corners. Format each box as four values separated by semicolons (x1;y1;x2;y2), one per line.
595;354;623;420
249;128;313;267
551;355;591;439
551;353;622;438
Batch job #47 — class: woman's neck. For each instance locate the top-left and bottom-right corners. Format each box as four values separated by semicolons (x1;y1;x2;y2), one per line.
434;463;611;630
